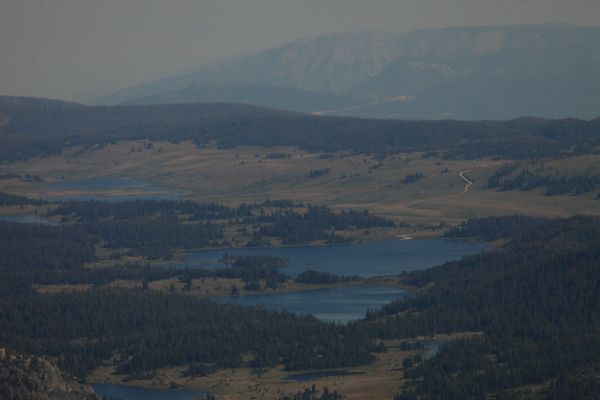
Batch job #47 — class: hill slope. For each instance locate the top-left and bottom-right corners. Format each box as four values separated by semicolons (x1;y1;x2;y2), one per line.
1;96;600;162
120;81;359;113
371;216;600;398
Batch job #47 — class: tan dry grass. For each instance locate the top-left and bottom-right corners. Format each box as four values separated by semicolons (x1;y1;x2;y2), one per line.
2;141;599;227
34;284;93;294
89;332;481;400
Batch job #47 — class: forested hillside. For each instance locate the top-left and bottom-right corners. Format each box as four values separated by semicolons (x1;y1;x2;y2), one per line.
486;165;600;196
1;96;599;161
0;197;396;378
365;216;600;399
1;194;600;398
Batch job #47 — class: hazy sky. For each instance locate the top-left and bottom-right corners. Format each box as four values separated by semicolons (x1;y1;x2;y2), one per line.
1;0;599;102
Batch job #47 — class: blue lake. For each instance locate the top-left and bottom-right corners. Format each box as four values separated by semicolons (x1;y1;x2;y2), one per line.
92;383;209;400
173;239;486;278
424;340;444;359
0;214;59;225
207;239;484;322
41;176;180;202
212;285;409;323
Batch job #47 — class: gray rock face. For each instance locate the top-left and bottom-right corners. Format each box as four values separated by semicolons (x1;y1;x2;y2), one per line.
0;348;100;400
96;24;600;119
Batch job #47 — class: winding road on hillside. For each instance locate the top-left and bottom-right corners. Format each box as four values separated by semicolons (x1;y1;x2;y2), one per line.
312;96;412;116
458;169;473;194
404;169;474;209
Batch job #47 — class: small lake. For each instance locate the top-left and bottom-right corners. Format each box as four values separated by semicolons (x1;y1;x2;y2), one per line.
173;239;485;278
424;340;444;359
41;176;180;202
92;383;209;400
212;285;409;323
0;214;59;225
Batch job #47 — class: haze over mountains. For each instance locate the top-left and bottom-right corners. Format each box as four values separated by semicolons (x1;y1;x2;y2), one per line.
95;23;600;120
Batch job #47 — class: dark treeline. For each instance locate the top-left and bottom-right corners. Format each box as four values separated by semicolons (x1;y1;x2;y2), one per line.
0;213;222;274
0;218;377;378
546;373;600;400
370;216;600;335
21;263;204;288
9;260;282;292
279;386;343;400
262;198;304;208
4;193;600;398
0;221;194;292
0;197;395;290
252;205;395;229
398;336;600;400
216;255;289;289
307;168;330;178
444;215;548;241
0;172;43;183
0;212;357;295
487;166;600;196
0;289;375;378
0;222;288;292
47;199;253;221
2;100;600;161
402;172;424;184
295;270;360;285
47;198;301;223
0;191;46;206
363;216;600;399
0;221;97;274
228;255;287;269
46;199;392;248
84;219;222;257
485;162;521;188
257;205;395;245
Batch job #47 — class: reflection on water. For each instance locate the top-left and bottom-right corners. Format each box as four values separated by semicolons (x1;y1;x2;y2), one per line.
41;176;180;202
424;340;444;359
0;214;58;225
172;239;486;277
212;285;409;323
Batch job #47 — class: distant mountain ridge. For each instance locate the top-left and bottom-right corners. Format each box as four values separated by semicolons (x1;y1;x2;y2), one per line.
0;95;85;109
95;24;600;120
96;30;402;105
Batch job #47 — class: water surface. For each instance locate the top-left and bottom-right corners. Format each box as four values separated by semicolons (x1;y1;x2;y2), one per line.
41;176;180;202
212;285;409;323
424;340;444;359
175;239;485;277
0;214;58;225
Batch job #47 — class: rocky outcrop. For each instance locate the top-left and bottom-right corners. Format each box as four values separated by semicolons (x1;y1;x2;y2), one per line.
0;348;100;400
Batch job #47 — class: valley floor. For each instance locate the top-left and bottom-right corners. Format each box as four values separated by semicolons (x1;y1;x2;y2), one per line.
2;141;599;228
88;333;479;400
